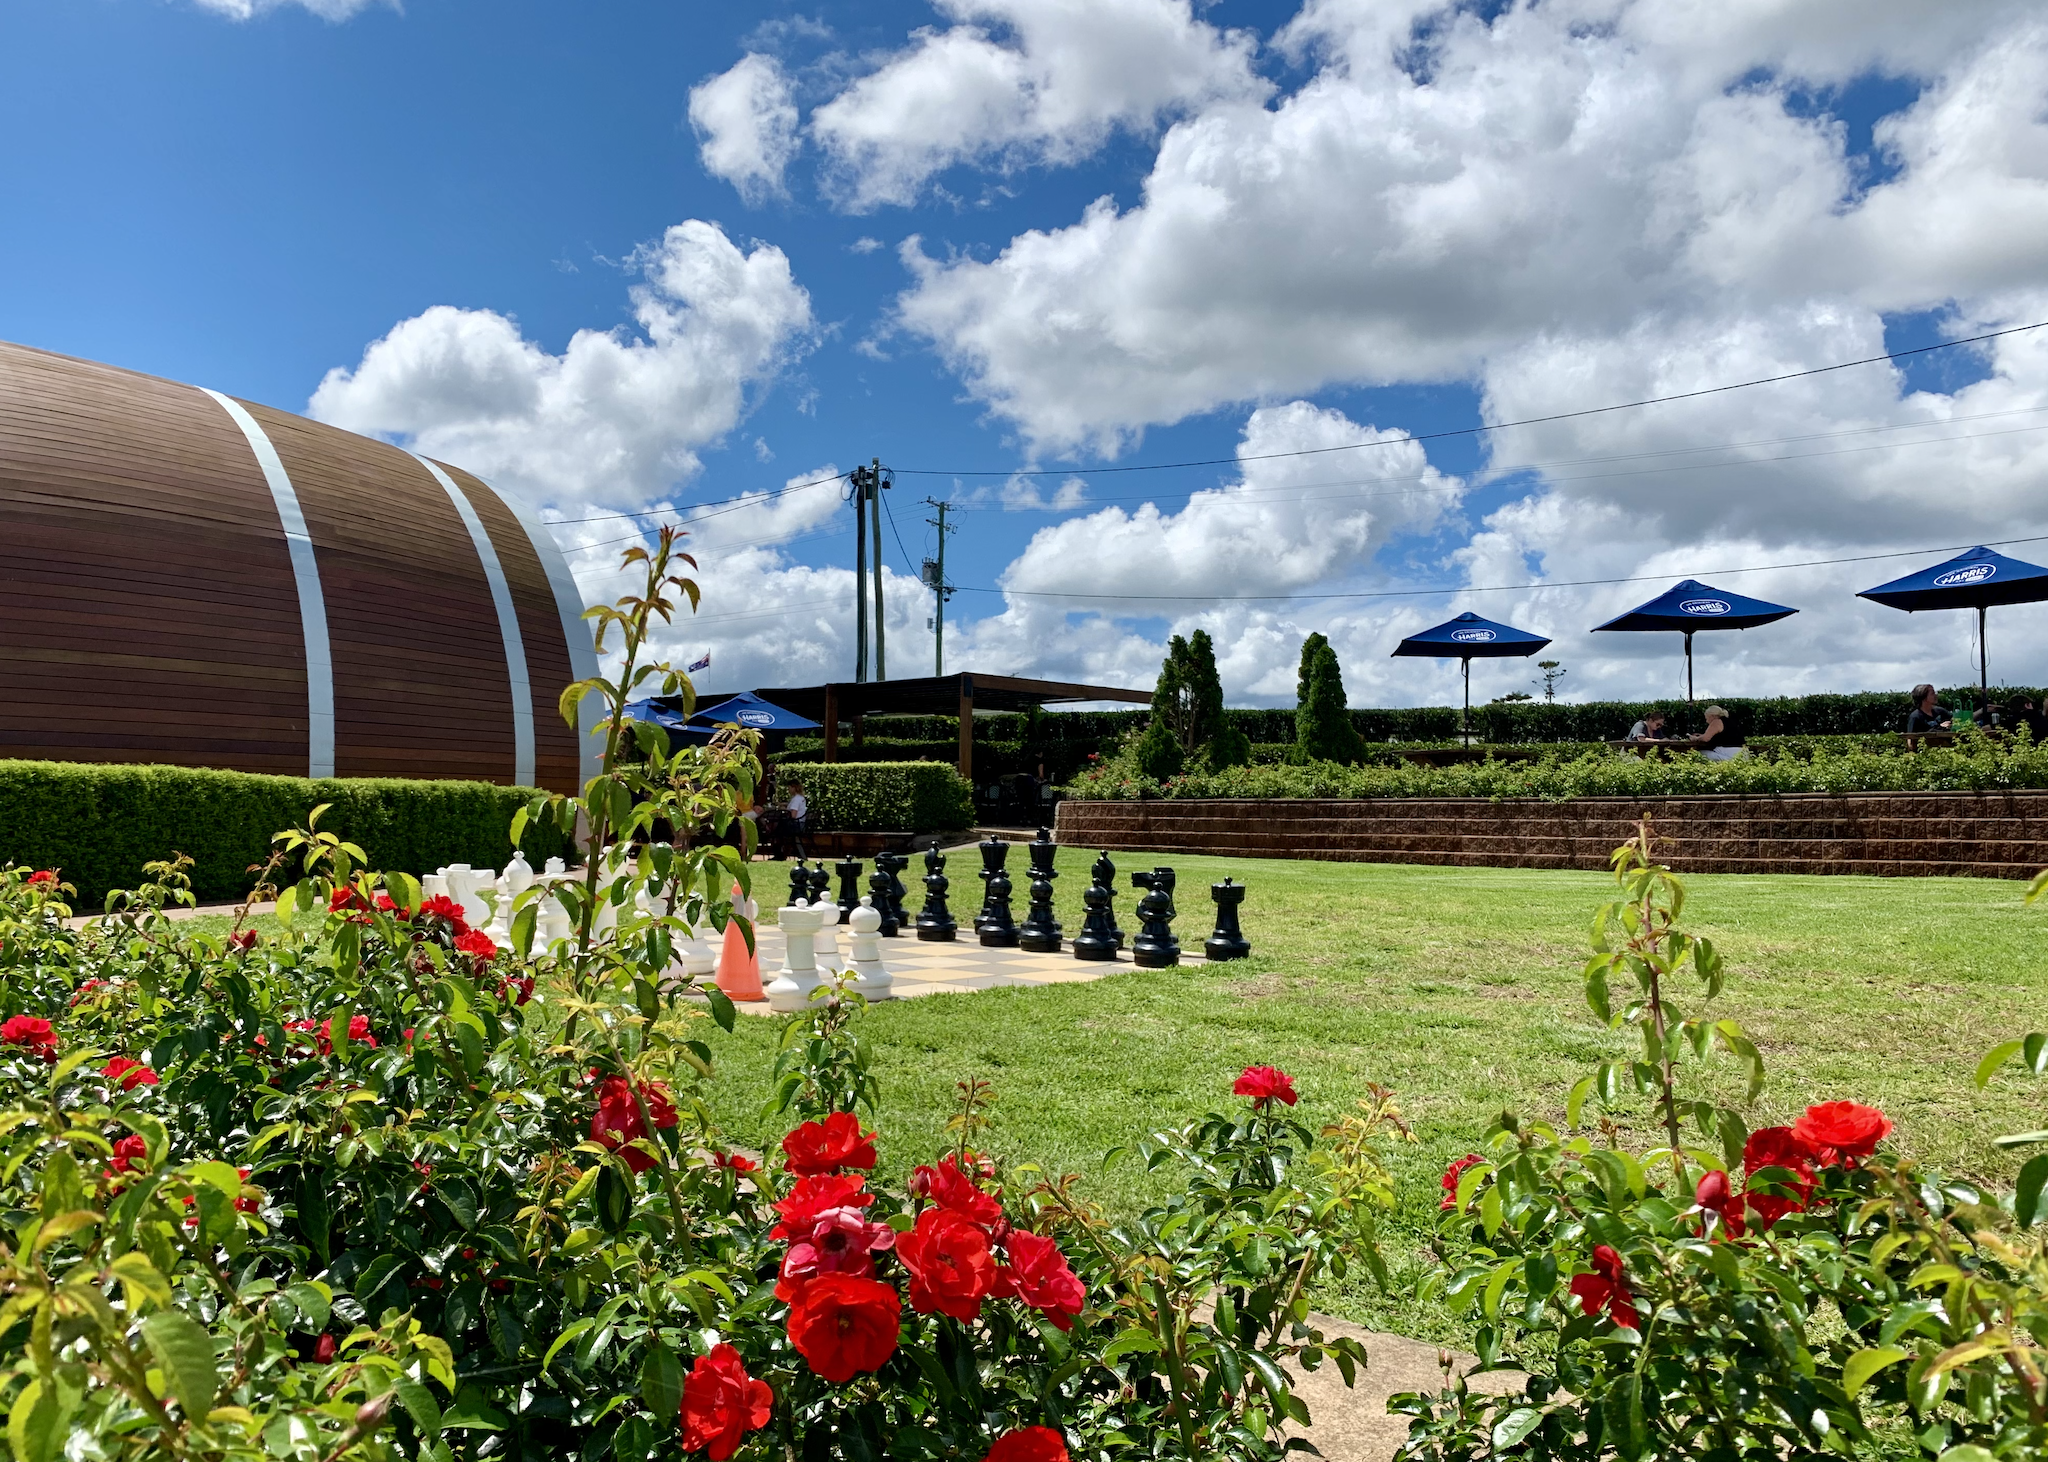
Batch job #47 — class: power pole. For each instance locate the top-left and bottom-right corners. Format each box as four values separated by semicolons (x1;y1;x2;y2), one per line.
870;458;890;681
922;500;956;676
849;466;870;683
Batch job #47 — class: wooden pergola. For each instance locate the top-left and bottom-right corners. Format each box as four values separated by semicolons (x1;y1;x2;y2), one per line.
697;673;1151;777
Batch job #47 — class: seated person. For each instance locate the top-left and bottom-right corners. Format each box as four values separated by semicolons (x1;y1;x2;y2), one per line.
1905;684;1953;734
2007;695;2048;743
1692;705;1747;761
1624;708;1668;742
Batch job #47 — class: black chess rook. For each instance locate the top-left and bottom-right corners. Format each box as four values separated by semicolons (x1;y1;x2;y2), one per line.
834;857;865;925
1204;877;1251;961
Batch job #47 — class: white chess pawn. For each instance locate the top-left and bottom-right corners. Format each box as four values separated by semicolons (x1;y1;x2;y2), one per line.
485;872;515;943
538;888;572;948
766;900;828;1014
677;927;718;982
506;851;534;899
814;910;844;975
845;897;893;1001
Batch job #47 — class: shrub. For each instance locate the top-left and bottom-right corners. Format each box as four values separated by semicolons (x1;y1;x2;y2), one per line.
0;761;571;907
1063;727;2048;802
1295;636;1365;765
749;760;972;833
1392;823;2048;1460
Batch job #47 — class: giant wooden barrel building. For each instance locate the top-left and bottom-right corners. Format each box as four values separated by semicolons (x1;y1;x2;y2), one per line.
0;340;597;792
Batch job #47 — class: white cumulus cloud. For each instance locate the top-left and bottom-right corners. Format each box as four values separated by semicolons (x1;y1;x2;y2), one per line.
189;0;389;18
309;221;813;507
810;0;1265;210
689;53;803;202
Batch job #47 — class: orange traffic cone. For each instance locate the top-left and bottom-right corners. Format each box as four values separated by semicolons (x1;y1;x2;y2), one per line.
716;885;765;1002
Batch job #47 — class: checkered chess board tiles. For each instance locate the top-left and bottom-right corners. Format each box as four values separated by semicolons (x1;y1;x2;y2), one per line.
715;921;1210;1007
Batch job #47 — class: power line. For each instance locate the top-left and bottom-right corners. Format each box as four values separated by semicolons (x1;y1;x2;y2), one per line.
952;532;2048;605
892;320;2048;478
547;470;848;527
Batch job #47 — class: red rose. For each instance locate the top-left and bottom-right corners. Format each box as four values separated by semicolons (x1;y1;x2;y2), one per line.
912;1154;1004;1227
714;1151;758;1175
1439;1154;1484;1211
103;1057;159;1092
896;1207;999;1322
782;1112;879;1175
27;871;56;888
772;1173;873;1240
1233;1065;1297;1108
994;1230;1084;1331
106;1133;149;1177
2;1016;57;1061
314;1333;336;1364
455;928;498;962
418;895;469;930
590;1075;680;1174
1792;1101;1891;1167
69;979;107;1006
333;1014;377;1051
1741;1126;1817;1229
785;1273;901;1383
1566;1244;1639;1330
227;929;259;953
328;887;370;915
678;1343;773;1460
776;1205;896;1302
983;1427;1072;1462
1694;1169;1746;1240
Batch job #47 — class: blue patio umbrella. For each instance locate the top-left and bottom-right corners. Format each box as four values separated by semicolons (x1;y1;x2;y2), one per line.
689;690;822;733
1857;545;2048;718
1592;579;1798;703
1391;611;1552;737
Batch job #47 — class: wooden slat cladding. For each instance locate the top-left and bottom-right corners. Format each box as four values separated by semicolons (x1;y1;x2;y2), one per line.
242;404;517;784
437;461;584;792
0;342;309;773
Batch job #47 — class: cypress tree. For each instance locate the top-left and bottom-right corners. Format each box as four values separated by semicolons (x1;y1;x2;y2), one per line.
1186;630;1250;769
1134;636;1189;780
1294;635;1363;764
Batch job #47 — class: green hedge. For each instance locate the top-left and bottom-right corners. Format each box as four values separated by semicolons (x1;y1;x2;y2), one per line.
0;761;572;907
775;761;973;832
1063;732;2048;803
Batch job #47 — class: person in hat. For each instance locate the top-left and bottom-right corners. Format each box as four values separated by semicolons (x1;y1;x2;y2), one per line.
1689;705;1747;761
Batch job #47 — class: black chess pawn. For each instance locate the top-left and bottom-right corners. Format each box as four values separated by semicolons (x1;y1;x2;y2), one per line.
976;836;1017;947
1072;881;1118;961
1018;827;1062;953
915;846;957;941
834;856;865;925
787;859;812;909
802;862;832;908
1089;849;1126;950
1130;867;1180;968
1204;877;1251;961
866;863;900;937
874;850;912;935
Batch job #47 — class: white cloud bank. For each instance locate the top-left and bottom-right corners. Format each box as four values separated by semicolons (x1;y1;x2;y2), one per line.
310;221;812;506
689;54;802;203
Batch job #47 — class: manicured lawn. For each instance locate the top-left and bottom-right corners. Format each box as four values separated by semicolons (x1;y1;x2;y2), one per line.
180;847;2048;1340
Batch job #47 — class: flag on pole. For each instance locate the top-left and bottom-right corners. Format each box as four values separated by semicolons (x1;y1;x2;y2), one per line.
687;652;711;673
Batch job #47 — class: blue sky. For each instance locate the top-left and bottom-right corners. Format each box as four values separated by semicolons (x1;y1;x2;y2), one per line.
5;0;2047;706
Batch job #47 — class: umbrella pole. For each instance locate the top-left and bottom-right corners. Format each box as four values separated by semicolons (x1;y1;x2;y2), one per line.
1462;658;1471;747
1980;604;1990;724
1684;631;1694;704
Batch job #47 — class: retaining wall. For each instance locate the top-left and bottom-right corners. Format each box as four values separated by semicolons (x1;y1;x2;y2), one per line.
1053;792;2048;878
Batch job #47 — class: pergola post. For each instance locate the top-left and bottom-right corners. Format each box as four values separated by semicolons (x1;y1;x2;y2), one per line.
823;685;839;763
957;674;974;780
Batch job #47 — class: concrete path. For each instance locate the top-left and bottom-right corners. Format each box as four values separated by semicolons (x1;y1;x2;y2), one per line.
1292;1317;1521;1460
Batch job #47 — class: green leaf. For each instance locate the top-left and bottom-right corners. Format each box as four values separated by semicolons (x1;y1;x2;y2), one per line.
5;1378;59;1462
639;1342;684;1420
1492;1408;1545;1449
284;1281;331;1332
141;1310;220;1420
1975;1040;2023;1088
509;807;529;848
540;1318;597;1371
353;1253;404;1303
434;1177;479;1232
107;1251;173;1312
1937;1448;1997;1462
703;984;736;1034
1994;1130;2048;1149
1603;1375;1649;1461
1101;1328;1162;1363
275;882;299;924
394;1377;441;1438
440;1386;510;1432
2016;1152;2048;1228
1566;1074;1596;1129
1842;1346;1910;1399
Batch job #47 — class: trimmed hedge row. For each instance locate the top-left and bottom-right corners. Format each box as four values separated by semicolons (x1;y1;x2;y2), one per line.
0;761;572;907
775;761;973;832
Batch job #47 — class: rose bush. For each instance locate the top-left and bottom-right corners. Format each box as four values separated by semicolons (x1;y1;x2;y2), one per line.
1393;822;2048;1461
0;529;1389;1462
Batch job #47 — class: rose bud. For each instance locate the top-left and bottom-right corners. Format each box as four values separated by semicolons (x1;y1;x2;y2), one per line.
355;1394;393;1431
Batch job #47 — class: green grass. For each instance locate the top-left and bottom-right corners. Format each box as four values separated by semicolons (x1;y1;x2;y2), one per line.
178;851;2048;1340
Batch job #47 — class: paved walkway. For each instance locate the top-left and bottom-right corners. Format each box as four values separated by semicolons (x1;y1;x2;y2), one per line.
726;921;1207;1003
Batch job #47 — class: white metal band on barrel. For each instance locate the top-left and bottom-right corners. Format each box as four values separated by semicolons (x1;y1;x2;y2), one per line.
469;478;601;788
416;455;536;789
203;389;336;779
